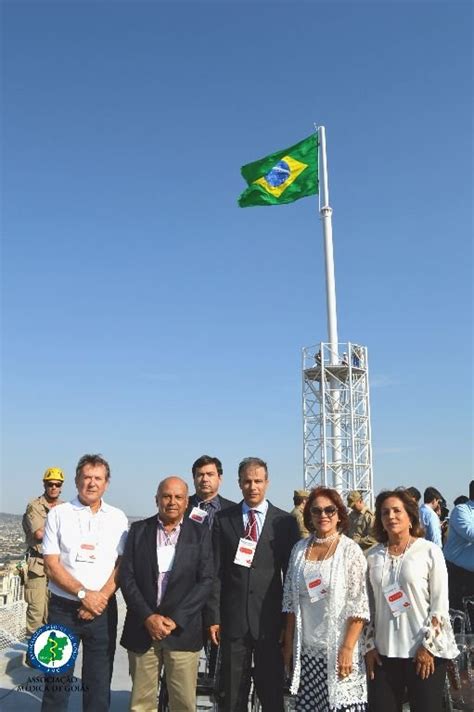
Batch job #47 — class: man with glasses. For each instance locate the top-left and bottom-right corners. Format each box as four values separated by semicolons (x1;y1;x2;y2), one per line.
208;457;299;711
22;467;65;638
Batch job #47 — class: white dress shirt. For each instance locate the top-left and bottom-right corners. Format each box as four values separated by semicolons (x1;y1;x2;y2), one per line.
242;499;269;539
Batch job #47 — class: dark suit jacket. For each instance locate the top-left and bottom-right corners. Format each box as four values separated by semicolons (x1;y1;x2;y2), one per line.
120;515;213;654
187;493;236;519
207;500;299;640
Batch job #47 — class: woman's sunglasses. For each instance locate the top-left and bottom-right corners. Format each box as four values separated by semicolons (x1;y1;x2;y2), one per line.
310;506;337;517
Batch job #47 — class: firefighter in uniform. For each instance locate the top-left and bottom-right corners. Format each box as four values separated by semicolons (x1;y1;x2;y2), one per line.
22;467;65;636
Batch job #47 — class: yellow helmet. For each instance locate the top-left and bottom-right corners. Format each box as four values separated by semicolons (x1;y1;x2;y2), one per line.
43;467;65;482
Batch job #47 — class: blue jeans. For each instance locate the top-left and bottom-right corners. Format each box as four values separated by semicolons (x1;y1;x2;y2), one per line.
41;593;118;712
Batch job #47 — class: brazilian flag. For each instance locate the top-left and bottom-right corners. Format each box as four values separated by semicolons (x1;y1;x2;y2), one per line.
238;134;318;207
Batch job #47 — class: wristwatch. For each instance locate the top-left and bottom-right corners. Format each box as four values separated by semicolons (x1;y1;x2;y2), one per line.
77;588;87;600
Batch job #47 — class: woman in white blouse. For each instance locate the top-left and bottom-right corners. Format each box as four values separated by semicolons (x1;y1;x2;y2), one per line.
365;489;458;712
283;487;370;712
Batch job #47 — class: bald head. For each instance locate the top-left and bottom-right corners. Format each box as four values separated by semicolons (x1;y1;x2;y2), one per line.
156;476;189;526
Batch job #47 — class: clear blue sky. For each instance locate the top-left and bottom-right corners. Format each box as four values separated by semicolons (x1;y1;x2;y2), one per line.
2;1;472;516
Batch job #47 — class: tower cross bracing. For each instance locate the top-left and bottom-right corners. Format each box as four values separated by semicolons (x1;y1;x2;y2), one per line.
302;341;374;509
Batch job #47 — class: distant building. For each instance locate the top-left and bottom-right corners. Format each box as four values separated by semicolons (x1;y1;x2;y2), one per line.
0;566;24;606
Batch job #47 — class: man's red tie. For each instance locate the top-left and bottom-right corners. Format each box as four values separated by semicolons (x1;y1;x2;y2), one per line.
245;509;258;542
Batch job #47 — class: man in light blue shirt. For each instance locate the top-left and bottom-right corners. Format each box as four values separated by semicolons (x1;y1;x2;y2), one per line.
419;486;444;547
444;481;474;627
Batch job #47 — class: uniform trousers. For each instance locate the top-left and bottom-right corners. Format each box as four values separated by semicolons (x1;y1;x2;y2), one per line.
128;643;200;712
24;571;49;636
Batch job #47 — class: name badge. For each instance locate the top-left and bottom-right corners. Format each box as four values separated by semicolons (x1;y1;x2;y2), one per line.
234;538;257;568
157;545;176;572
383;583;411;617
75;542;97;563
189;507;208;524
304;568;329;602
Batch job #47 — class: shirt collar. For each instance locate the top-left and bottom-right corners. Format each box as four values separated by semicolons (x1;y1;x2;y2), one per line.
242;499;268;516
196;495;219;509
71;496;109;512
157;515;183;532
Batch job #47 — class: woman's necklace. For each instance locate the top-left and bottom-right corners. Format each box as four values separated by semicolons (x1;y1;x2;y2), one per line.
386;536;412;575
387;536;412;556
313;531;339;545
307;532;339;564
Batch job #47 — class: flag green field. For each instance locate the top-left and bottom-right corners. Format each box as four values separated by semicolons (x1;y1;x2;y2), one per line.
238;134;318;207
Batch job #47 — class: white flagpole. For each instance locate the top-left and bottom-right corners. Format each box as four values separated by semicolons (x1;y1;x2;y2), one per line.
318;126;339;364
317;126;341;490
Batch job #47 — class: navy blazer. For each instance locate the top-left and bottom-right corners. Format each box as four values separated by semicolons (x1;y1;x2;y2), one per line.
120;515;213;653
207;501;299;640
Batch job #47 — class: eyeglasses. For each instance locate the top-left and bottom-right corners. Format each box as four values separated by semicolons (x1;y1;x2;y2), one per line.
45;482;62;488
310;505;338;517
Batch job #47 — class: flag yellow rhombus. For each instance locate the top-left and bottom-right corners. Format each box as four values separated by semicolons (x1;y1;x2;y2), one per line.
254;155;308;198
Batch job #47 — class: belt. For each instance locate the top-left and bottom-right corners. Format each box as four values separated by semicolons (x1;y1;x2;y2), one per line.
28;548;43;558
50;593;81;608
50;593;117;609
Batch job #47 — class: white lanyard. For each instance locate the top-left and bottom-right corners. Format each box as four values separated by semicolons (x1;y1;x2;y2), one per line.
382;538;413;619
382;537;411;587
75;509;103;563
303;535;337;602
76;508;102;544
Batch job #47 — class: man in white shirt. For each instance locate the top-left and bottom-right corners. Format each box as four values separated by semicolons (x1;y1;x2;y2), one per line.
419;487;444;548
41;454;128;711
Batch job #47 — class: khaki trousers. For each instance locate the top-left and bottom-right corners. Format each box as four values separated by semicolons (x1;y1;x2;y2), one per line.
128;643;199;712
24;572;48;636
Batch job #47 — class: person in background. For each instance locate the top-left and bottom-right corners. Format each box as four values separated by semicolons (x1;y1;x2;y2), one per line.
365;489;458;712
347;491;377;551
186;455;235;681
405;487;421;505
187;455;235;529
120;477;213;712
443;480;474;628
291;489;311;539
434;500;450;545
419;486;444;547
283;487;370;712
22;467;65;638
42;454;128;712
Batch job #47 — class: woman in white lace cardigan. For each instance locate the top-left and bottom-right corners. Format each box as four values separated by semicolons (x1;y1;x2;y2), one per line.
364;489;458;712
282;486;370;712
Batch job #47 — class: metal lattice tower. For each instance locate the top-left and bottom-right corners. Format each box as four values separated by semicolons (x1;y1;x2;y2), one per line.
302;341;374;508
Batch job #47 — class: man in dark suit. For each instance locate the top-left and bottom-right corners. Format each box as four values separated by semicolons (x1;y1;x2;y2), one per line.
120;476;213;712
208;457;299;712
187;454;236;682
187;454;236;529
